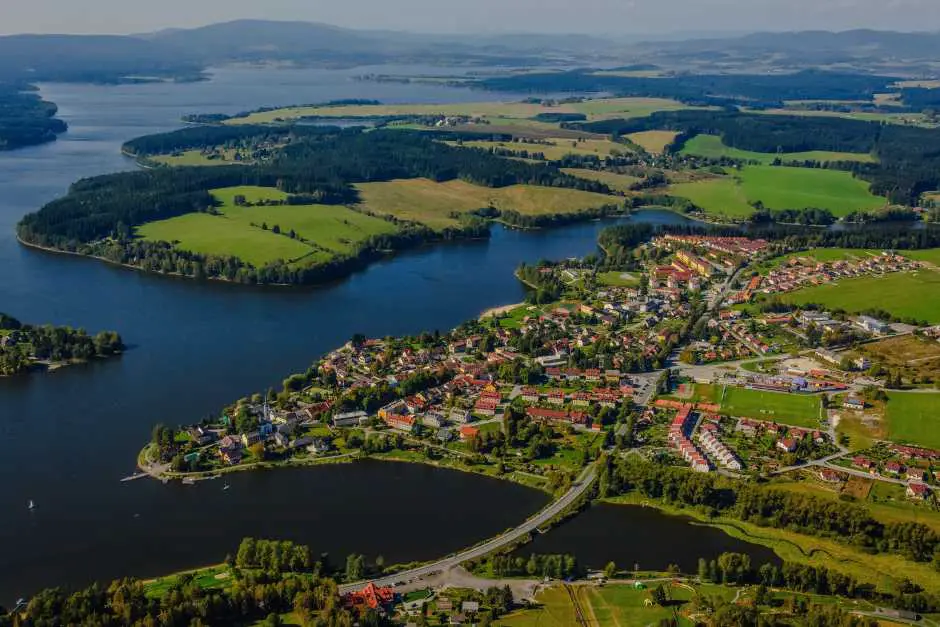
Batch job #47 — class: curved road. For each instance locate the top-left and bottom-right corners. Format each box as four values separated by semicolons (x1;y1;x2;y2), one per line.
338;463;597;594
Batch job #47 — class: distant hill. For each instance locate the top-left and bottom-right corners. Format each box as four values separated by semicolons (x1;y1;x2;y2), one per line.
0;34;200;82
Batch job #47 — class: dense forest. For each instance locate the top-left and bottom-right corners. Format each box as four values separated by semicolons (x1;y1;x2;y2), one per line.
477;70;898;109
0;84;67;150
18;128;611;285
0;312;123;375
574;110;940;205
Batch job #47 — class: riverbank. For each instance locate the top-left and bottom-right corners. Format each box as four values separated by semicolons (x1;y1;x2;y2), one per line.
602;493;940;593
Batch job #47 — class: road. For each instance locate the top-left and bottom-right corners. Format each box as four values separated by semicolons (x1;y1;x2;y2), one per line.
338;463;598;594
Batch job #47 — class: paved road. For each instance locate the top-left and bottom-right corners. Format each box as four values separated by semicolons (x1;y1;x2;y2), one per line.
338;463;598;594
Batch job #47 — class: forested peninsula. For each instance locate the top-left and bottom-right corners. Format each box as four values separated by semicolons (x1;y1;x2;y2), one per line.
0;84;67;150
0;312;124;376
18;126;616;286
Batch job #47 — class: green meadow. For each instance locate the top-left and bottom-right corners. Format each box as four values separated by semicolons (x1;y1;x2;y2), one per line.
137;186;397;267
886;392;940;450
781;270;940;324
670;165;885;218
681;134;876;164
720;386;822;427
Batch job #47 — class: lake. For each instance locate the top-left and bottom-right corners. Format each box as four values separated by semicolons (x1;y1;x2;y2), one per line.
0;65;757;602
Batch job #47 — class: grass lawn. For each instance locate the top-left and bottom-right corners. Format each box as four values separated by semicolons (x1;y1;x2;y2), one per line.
627;130;679;153
560;168;641;192
681;135;876;164
144;564;232;597
355;179;615;231
781;271;940;324
669;166;884;218
720;386;822;427
137;185;397;267
596;270;641;288
885;392;940;449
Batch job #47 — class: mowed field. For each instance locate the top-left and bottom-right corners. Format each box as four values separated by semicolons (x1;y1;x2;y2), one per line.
560;168;641;192
886;392;940;450
720;386;822;427
669;165;884;218
149;149;244;167
137;186;397;267
355;178;615;230
627;130;679;153
229;97;698;126
781;270;940;324
681;135;876;164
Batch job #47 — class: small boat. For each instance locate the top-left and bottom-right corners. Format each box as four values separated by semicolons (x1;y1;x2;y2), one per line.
27;499;36;511
182;478;195;485
222;484;231;491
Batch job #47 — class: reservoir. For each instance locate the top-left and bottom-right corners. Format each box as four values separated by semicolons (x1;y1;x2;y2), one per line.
0;66;759;602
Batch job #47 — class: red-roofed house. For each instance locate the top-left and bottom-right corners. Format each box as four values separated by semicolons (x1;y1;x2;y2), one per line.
459;425;480;441
343;582;395;613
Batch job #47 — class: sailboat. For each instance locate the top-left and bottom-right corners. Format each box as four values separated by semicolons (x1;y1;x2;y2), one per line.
27;499;36;511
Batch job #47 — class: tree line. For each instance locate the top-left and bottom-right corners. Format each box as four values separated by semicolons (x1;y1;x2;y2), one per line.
599;457;940;565
0;312;123;376
1;538;389;627
575;109;940;206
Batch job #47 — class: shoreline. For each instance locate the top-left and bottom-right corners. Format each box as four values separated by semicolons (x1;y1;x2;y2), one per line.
479;302;525;319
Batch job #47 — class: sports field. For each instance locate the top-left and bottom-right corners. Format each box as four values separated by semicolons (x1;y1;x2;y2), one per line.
681;135;876;164
669;165;884;218
355;178;615;230
781;271;940;324
560;168;641;192
886;393;940;450
627;130;679;153
596;271;641;287
720;386;822;427
137;186;397;267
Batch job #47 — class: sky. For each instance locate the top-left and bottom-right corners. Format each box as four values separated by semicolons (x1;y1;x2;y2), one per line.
1;0;939;36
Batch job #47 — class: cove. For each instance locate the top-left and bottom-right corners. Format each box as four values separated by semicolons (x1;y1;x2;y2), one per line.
515;503;781;572
0;66;697;603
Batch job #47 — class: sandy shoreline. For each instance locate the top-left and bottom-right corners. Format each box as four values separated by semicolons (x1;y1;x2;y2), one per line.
479;302;525;319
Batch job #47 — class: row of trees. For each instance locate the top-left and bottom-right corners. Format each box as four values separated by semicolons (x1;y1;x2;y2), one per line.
599;457;940;564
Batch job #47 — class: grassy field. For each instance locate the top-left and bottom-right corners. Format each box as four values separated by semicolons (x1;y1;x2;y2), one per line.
137;186;397;267
719;386;822;427
886;392;940;449
670;165;885;218
669;177;754;217
355;178;615;230
858;335;940;385
681;135;876;164
453;137;631;160
627;130;679;153
499;583;719;627
596;270;641;287
781;270;940;324
560;168;641;192
906;248;940;266
229;97;698;126
149;149;244;167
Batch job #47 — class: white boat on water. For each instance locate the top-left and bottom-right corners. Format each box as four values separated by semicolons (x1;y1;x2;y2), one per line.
27;499;36;510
